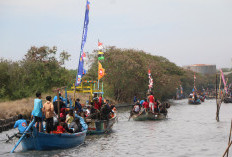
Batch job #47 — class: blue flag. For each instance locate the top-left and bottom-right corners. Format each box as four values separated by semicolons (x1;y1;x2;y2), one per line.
75;0;90;86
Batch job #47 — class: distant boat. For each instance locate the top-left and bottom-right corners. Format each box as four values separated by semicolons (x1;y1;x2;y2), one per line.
132;112;166;121
224;97;232;103
188;96;201;105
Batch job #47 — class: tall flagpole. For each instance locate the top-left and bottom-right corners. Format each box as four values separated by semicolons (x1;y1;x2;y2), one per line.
97;39;99;89
97;39;100;90
75;0;90;87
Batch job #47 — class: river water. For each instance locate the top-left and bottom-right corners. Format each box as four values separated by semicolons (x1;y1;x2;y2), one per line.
1;99;232;157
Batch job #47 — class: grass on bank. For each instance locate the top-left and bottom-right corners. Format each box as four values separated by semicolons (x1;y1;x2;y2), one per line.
0;92;90;119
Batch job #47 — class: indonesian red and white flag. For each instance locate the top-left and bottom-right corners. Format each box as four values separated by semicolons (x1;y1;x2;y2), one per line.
148;69;153;90
98;41;103;50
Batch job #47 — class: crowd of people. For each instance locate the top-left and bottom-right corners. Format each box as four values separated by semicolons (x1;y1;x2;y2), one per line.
14;92;116;134
132;92;168;115
86;94;116;121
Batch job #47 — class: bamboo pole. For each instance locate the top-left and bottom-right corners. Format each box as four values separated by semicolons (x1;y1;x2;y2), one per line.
222;141;232;157
226;120;232;157
216;74;219;121
57;90;60;122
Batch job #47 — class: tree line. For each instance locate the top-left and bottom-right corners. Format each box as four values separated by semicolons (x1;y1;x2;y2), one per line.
85;46;218;102
1;45;226;102
0;46;74;100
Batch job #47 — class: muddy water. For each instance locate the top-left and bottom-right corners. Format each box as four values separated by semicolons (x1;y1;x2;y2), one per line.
0;99;232;157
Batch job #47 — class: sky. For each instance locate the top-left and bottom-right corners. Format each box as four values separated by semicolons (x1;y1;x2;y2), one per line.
0;0;232;70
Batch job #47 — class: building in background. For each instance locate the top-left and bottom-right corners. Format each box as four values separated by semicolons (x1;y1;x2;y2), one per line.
183;64;216;75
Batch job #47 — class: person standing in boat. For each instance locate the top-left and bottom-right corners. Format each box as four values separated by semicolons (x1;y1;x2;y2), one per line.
33;92;43;132
149;92;155;113
134;96;137;103
142;99;149;112
154;98;160;113
42;96;54;133
14;114;27;134
98;94;103;108
53;92;64;103
75;98;82;114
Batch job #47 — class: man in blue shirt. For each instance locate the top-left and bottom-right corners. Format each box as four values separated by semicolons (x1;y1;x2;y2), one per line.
53;93;64;103
75;98;82;113
140;99;145;107
14;114;27;134
33;92;43;132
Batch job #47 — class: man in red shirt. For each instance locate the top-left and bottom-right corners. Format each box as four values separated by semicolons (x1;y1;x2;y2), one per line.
142;99;149;112
98;94;103;108
94;99;100;110
149;92;155;113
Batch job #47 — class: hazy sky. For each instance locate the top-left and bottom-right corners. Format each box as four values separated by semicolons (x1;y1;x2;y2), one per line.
1;0;232;69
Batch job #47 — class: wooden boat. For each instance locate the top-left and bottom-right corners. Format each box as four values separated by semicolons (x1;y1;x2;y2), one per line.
188;98;201;105
86;112;117;135
224;97;232;103
132;112;166;121
21;128;87;151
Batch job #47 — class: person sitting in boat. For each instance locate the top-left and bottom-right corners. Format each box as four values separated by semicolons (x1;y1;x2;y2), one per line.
14;114;27;134
142;99;149;112
159;103;168;115
100;101;111;120
68;117;82;133
140;98;145;107
109;103;116;112
133;103;140;114
42;96;54;133
60;108;66;118
85;106;91;117
88;102;99;119
56;118;69;133
66;110;74;127
75;98;82;114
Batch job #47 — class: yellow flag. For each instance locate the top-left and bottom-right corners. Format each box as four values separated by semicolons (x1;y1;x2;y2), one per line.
98;61;105;80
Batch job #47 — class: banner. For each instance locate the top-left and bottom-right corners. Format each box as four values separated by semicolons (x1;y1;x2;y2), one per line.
75;0;90;86
148;69;153;91
98;61;105;80
220;69;227;92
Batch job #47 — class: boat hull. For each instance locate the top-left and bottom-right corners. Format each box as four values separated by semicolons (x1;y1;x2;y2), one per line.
132;113;166;121
21;129;87;151
86;114;117;135
188;98;201;105
224;97;232;103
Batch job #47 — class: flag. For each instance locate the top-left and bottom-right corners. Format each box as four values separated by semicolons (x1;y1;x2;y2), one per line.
220;69;227;92
75;0;90;86
148;69;153;91
98;41;103;50
98;61;105;80
194;72;196;88
98;51;104;60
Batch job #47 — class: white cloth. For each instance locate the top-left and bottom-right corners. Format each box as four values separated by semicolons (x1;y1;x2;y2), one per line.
149;102;154;113
134;105;140;112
